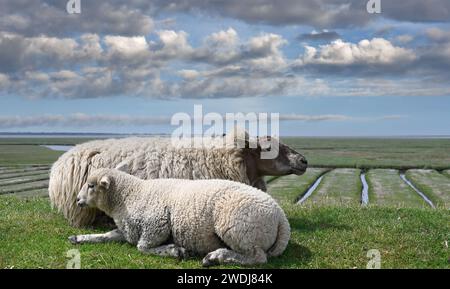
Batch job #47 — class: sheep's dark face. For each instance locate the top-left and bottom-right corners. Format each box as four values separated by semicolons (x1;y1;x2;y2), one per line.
77;175;111;209
249;137;308;177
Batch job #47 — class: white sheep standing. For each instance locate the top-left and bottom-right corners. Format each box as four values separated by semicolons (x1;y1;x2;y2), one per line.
49;129;307;227
69;167;291;266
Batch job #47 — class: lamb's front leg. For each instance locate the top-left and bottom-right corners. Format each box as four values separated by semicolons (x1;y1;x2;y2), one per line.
69;229;126;244
135;223;188;259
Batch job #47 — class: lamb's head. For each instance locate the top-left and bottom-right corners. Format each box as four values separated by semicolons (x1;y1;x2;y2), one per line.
76;169;113;210
244;136;308;177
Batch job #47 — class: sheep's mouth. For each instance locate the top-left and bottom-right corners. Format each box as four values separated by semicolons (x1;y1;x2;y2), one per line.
291;167;307;175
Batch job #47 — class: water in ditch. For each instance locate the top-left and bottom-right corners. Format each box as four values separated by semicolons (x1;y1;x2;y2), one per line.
41;145;74;152
297;175;324;204
400;173;435;208
360;173;369;205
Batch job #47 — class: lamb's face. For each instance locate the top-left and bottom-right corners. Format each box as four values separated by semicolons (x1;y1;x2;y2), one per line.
76;174;111;209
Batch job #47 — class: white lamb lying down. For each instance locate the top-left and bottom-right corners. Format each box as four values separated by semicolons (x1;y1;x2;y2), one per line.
69;168;291;266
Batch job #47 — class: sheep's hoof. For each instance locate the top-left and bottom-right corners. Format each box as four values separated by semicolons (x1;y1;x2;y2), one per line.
202;252;220;267
68;235;79;244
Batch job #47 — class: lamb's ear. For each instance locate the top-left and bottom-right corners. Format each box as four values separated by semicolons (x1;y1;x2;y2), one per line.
99;175;111;190
115;161;129;173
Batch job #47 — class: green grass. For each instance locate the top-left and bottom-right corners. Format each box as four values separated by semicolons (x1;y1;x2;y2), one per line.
266;168;328;203
0;179;49;195
282;137;450;170
304;169;362;206
0;196;448;269
0;145;64;166
0;173;49;187
405;170;450;209
0;166;50;174
366;169;427;208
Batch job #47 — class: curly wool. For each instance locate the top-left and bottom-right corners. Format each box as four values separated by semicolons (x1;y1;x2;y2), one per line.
91;168;290;261
49;137;249;227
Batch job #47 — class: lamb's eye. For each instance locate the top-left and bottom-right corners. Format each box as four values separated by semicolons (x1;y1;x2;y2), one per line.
88;184;94;189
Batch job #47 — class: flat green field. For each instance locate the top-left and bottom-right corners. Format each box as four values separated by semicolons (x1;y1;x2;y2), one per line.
2;137;450;169
366;169;427;208
304;169;362;206
283;137;450;170
267;168;328;203
0;145;64;166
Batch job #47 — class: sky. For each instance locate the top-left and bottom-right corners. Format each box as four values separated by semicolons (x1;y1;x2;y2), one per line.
0;0;449;136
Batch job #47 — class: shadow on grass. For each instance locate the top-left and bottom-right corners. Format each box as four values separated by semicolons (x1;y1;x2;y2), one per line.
289;216;352;233
265;241;312;268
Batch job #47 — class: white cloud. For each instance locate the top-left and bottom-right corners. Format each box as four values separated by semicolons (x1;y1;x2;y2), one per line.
298;38;416;66
0;27;449;100
155;30;193;59
246;33;288;72
207;28;239;46
104;36;149;55
197;28;240;63
178;69;200;80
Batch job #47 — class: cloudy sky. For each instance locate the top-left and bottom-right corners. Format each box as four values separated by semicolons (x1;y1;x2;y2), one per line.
0;0;449;136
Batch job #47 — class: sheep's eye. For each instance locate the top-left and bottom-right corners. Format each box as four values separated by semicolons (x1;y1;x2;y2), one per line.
88;184;94;189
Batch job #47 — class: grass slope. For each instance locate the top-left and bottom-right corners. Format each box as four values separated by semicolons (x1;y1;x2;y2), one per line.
366;169;427;208
0;196;448;269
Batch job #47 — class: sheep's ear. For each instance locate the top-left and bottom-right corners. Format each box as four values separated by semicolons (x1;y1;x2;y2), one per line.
225;125;250;148
258;136;272;150
115;161;129;173
257;136;279;159
99;176;111;190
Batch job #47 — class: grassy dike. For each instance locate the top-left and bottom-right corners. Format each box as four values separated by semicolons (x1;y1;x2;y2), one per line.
0;196;448;269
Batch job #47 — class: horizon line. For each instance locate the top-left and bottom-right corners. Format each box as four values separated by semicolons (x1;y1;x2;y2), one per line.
1;132;450;139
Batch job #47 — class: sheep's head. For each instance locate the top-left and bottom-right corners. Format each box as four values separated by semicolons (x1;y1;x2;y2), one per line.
243;136;308;177
76;171;112;210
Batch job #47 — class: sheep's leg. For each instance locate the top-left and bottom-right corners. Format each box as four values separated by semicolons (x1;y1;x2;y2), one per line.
68;229;126;244
137;243;189;259
202;248;267;267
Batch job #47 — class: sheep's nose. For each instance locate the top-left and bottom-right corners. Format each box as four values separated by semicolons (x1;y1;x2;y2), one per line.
301;158;308;165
